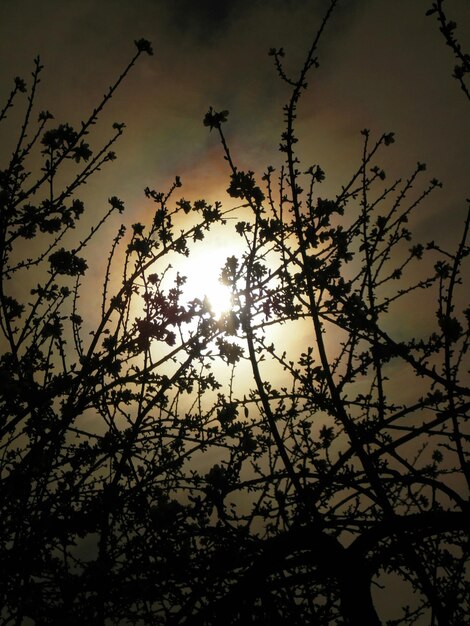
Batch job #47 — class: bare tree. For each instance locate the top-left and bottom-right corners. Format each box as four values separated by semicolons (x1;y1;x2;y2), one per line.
0;2;468;625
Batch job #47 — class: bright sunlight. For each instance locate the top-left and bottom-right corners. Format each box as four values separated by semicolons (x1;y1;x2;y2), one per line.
181;245;234;319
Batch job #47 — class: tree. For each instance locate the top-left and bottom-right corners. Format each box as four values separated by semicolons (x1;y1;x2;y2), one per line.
0;2;468;625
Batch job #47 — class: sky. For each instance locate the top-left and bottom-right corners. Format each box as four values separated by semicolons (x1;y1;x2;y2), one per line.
1;0;469;394
1;0;469;224
1;0;469;350
0;0;469;349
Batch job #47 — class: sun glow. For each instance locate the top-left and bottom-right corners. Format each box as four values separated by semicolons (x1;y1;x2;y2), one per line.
182;253;234;319
202;281;233;319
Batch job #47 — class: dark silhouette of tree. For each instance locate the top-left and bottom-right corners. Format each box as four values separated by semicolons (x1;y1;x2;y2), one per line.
427;0;470;102
1;3;468;625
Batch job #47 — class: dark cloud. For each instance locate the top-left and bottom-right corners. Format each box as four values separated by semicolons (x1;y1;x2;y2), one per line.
167;0;237;40
164;0;359;44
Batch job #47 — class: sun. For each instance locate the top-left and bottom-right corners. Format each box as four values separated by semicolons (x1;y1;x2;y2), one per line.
183;261;233;319
179;244;237;319
202;280;233;319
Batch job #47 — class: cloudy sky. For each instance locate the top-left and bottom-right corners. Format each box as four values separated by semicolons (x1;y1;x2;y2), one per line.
1;0;469;308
